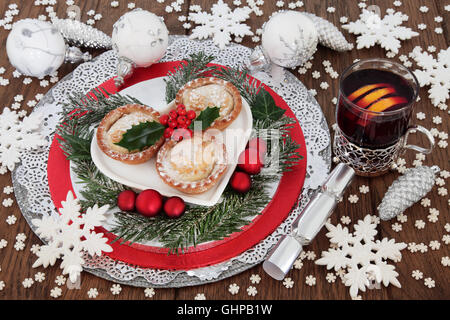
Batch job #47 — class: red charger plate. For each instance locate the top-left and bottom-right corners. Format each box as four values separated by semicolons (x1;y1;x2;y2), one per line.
47;61;307;270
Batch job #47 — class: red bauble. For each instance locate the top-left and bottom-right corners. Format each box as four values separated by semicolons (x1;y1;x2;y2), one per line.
248;137;267;156
163;196;186;218
230;171;252;193
135;189;163;217
237;148;263;175
117;190;136;211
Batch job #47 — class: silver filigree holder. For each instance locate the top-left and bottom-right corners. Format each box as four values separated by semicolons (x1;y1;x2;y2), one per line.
333;124;435;177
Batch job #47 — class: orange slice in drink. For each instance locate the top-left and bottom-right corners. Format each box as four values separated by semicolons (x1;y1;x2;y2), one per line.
356;87;396;109
357;96;408;127
347;83;391;102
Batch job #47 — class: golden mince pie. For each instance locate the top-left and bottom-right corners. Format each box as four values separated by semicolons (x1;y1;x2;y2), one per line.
175;77;242;130
156;135;228;194
96;104;165;164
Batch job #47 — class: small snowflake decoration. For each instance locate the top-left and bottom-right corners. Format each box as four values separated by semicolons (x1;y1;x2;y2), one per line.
31;191;112;283
188;0;253;50
409;46;450;106
342;9;418;54
316;215;407;299
0;108;46;172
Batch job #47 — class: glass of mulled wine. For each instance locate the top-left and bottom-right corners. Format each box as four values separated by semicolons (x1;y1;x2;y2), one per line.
334;59;435;176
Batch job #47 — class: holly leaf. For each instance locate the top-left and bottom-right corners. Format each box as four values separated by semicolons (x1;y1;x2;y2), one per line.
251;89;285;121
114;121;165;152
189;107;220;130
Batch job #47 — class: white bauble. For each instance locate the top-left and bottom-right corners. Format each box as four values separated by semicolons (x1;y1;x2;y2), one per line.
6;19;66;78
261;11;318;68
112;9;169;67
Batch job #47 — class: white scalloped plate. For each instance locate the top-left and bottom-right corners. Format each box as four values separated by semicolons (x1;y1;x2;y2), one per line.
90;76;253;206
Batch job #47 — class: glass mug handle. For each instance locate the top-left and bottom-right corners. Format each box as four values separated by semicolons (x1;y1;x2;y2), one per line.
403;125;435;154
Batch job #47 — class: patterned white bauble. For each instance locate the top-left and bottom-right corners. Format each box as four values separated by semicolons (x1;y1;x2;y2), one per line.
261;11;318;68
112;9;169;67
6;19;66;78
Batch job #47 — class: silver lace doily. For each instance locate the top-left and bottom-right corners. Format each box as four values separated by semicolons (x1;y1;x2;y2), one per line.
12;36;331;288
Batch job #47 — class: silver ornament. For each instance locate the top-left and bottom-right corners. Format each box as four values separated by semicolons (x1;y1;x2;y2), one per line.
52;17;112;50
65;46;92;64
377;165;440;221
302;13;354;52
114;56;135;87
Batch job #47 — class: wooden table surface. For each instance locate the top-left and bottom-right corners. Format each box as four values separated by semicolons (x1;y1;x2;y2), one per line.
0;0;448;300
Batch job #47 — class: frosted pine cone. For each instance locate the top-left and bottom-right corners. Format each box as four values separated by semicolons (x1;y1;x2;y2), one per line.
303;13;353;52
378;166;439;221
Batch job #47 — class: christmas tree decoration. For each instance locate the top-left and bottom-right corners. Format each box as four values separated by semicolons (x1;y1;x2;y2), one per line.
163;196;186;218
409;46;450;106
51;17;112;50
248;137;267;157
117;190;136;211
112;9;169;87
188;0;253;50
302;13;353;52
31;191;112;284
257;11;319;69
378;166;440;221
0;107;46;172
135;189;163;217
6;19;92;78
342;9;418;54
316;215;407;299
6;19;66;78
229;171;252;193
238;148;264;175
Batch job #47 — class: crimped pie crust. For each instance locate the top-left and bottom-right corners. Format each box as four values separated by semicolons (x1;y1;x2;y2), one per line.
175;77;242;130
156;136;228;194
96;104;164;164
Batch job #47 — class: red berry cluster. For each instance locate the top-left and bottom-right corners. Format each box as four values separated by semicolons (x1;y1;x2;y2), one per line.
159;104;197;142
117;189;186;219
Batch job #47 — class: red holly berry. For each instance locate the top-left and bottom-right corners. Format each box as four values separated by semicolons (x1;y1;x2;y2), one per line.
117;190;136;211
185;119;192;127
169;110;178;119
187;110;196;120
182;128;193;139
163;196;186;218
135;189;163;217
237;148;263;175
230;171;252;193
248;138;267;157
177;115;187;125
159;114;169;126
168;119;178;128
176;104;186;110
171;129;184;142
164;127;174;138
177;108;187;116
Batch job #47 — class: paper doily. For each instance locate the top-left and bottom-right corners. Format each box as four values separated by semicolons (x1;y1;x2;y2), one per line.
12;36;331;288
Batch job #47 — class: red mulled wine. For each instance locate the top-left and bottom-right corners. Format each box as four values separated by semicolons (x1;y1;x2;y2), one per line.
336;68;416;148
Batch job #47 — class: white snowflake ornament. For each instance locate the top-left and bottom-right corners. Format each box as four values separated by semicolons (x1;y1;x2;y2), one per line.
32;191;112;283
409;46;450;106
0;108;46;171
316;215;407;299
342;9;418;54
188;0;253;50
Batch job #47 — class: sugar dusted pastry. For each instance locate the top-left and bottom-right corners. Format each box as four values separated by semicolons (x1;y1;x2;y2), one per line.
175;77;242;130
96;104;164;164
156;135;228;194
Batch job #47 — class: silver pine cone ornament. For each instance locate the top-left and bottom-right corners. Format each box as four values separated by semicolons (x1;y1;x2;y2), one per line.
378;165;440;221
302;13;354;52
51;17;112;50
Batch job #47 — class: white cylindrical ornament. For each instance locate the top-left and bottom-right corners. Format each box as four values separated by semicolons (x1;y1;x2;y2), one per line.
6;19;67;78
